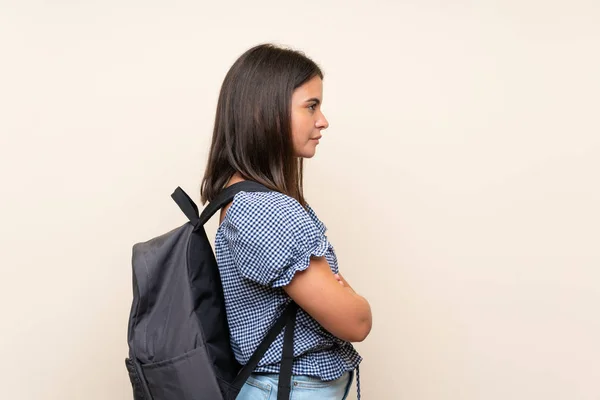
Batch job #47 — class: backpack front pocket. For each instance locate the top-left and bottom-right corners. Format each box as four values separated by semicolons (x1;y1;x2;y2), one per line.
141;346;223;400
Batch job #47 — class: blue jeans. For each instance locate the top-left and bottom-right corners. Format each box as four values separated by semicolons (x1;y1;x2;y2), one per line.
236;371;354;400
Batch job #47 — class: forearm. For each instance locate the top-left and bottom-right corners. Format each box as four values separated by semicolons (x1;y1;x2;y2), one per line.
334;272;372;341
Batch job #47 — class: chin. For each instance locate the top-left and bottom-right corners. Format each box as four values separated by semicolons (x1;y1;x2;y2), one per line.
299;151;316;159
294;148;317;158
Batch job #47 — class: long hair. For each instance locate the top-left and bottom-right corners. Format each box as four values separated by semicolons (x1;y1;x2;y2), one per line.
200;43;324;207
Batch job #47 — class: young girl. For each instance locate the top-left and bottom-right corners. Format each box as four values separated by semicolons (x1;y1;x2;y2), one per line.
200;43;372;400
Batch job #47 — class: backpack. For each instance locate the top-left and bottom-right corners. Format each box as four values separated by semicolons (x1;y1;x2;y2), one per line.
125;181;298;400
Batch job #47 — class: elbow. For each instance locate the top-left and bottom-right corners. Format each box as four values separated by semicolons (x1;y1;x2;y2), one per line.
351;298;372;342
349;315;372;342
341;304;372;342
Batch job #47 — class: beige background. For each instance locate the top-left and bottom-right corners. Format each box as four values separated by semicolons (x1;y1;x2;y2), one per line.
1;1;599;399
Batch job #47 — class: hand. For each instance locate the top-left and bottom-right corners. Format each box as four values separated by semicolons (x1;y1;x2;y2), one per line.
334;273;356;294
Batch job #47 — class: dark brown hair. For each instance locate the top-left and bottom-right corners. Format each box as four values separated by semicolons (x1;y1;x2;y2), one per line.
200;43;324;207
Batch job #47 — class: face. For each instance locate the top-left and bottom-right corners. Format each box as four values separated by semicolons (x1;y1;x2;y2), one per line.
290;76;329;158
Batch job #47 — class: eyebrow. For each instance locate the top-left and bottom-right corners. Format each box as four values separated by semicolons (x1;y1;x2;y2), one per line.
304;98;321;105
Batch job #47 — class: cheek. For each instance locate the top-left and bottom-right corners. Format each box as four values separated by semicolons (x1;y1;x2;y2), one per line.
292;116;311;141
302;117;315;137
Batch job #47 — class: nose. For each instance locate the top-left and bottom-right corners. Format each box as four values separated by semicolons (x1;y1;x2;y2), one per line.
316;112;329;130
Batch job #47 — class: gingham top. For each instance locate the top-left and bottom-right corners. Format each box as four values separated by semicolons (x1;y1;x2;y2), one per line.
214;190;362;381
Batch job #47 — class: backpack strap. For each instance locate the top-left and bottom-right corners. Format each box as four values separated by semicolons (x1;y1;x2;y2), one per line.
171;181;272;228
198;181;273;226
232;301;298;399
277;302;298;399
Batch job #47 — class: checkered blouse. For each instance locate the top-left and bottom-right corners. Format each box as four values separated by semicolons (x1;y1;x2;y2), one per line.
214;190;362;382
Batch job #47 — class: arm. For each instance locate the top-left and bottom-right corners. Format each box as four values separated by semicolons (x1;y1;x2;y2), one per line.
334;272;355;292
283;256;372;342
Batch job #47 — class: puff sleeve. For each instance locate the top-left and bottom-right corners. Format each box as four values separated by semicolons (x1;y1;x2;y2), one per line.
220;191;331;288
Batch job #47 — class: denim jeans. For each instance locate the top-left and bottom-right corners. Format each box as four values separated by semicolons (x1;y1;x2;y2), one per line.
236;371;354;400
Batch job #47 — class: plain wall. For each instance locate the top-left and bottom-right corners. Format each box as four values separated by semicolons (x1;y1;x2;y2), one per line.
1;1;599;399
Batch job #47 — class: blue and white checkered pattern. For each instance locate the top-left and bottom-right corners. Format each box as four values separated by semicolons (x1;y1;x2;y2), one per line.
214;191;362;382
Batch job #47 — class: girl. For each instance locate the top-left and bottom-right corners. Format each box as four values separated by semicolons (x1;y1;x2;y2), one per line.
200;43;372;400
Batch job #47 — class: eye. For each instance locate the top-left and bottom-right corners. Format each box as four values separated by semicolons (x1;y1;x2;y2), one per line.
308;103;317;111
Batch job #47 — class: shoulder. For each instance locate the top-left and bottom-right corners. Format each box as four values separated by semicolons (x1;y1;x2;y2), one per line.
221;191;327;242
228;192;310;219
218;191;331;287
